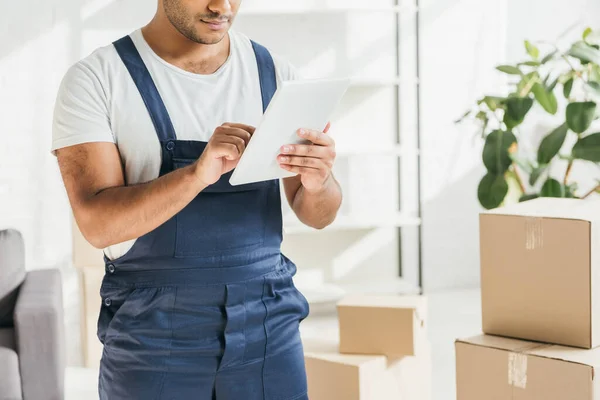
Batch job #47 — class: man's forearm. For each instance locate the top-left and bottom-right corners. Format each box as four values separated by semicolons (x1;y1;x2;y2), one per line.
76;165;207;249
290;175;342;229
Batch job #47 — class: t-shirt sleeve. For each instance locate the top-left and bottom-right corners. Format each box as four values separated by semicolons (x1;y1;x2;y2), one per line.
272;53;302;86
51;62;115;156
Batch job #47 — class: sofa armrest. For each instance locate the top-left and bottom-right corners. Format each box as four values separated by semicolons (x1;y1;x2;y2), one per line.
14;269;65;400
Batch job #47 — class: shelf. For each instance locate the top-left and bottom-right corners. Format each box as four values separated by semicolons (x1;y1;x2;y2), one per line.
240;5;418;16
336;145;419;157
283;212;421;234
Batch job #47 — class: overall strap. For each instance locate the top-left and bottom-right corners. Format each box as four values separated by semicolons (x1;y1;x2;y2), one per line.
113;36;177;142
250;40;277;112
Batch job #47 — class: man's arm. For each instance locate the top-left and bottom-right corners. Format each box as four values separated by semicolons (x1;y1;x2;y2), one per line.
282;174;342;230
57;142;207;249
280;125;342;229
57;123;254;249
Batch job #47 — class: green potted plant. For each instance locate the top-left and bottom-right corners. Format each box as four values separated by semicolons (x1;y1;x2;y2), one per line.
457;27;600;209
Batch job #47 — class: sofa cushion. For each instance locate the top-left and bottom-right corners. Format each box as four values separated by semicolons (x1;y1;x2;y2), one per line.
0;347;22;399
0;230;26;327
0;327;16;351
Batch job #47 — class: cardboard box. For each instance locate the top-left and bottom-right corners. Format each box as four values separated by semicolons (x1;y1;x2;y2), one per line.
304;338;431;400
337;295;427;357
480;198;600;348
79;265;105;369
456;334;600;400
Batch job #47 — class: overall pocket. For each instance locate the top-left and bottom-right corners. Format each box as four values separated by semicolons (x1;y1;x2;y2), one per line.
97;284;136;346
173;159;272;257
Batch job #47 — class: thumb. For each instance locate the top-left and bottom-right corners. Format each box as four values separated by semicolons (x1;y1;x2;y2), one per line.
324;122;331;133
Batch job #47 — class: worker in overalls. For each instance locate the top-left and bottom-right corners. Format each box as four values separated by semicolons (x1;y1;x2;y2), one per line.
52;1;342;398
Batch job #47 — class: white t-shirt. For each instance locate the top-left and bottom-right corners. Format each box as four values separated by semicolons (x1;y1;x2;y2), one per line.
52;29;299;260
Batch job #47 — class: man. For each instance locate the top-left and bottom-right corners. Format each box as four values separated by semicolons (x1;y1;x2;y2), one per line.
52;0;342;399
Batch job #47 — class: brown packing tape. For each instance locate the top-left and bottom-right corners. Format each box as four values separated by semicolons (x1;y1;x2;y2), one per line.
524;217;544;250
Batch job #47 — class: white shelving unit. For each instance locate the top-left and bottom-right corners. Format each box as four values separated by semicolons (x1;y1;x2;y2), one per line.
283;212;421;234
238;0;422;301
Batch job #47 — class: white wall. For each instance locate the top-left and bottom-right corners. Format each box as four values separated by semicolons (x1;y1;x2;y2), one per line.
0;0;414;291
421;0;600;291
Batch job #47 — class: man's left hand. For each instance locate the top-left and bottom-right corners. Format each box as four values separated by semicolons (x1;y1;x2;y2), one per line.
277;123;335;193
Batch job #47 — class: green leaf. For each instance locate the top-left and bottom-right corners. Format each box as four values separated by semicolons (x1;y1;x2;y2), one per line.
572;132;600;161
541;50;558;64
504;97;534;129
525;40;540;59
483;96;506;111
516;72;540;96
482;130;518;174
568;41;600;65
520;193;540;202
478;173;509;209
496;65;523;75
537;123;569;164
541;178;563;197
591;65;600;83
520;61;541;67
563;78;574;99
587;82;600;99
532;83;558;114
584;27;593;41
547;77;559;92
566;102;597;133
529;166;547;186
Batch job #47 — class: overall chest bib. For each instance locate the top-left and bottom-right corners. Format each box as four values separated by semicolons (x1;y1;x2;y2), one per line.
96;35;310;400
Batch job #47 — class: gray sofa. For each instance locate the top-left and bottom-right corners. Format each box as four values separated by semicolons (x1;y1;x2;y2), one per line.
0;229;65;400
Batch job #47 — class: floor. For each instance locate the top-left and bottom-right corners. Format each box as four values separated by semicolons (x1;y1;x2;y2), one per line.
65;288;482;400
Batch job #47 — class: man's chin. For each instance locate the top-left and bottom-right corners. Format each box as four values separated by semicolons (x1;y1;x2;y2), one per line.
194;28;228;45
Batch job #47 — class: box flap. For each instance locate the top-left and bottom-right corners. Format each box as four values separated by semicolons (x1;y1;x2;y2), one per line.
459;335;600;368
337;294;427;313
303;338;387;367
482;198;600;222
527;344;600;368
456;334;546;353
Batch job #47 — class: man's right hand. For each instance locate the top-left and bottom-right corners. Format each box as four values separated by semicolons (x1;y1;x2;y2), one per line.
194;123;255;186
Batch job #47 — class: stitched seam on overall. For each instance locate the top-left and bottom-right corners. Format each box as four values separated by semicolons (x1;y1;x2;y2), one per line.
286;391;308;400
156;287;178;399
260;276;270;400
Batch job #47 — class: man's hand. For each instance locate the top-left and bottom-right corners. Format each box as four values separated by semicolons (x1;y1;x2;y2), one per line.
195;123;255;185
277;123;336;193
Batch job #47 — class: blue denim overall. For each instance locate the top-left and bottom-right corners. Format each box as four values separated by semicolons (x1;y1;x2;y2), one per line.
97;35;310;400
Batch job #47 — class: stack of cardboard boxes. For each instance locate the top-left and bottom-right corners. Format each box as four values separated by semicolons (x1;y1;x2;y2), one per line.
304;295;431;400
456;198;600;399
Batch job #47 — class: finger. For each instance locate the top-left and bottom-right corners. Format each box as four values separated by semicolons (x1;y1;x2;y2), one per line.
324;122;331;133
220;135;246;157
215;142;241;161
214;126;252;145
297;128;334;146
221;123;256;136
278;155;332;169
280;144;335;160
280;164;329;179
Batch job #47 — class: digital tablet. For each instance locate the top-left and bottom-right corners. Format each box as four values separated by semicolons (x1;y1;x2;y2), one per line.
229;77;350;186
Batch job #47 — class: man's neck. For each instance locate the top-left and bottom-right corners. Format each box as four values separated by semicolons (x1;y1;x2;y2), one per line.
141;18;230;75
